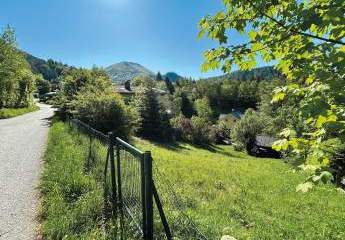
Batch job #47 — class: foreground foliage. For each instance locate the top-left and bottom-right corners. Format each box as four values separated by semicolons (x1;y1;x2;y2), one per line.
199;0;345;187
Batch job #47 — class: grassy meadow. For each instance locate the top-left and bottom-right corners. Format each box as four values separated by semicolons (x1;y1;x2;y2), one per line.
135;140;345;239
41;120;345;239
0;105;39;119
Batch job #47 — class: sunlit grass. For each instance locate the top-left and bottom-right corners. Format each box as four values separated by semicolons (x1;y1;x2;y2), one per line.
135;139;345;239
40;120;115;239
0;105;39;119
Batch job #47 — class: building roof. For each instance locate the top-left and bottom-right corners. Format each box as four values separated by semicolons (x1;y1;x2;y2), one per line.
115;86;135;94
255;135;277;148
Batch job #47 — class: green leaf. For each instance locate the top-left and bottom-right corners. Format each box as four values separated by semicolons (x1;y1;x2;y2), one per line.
296;182;314;193
248;31;257;41
280;128;292;138
272;139;289;151
198;30;205;40
316;115;327;128
271;92;285;103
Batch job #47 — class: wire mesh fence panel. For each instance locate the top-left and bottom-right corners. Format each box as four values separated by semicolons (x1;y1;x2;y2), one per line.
68;118;208;240
153;165;208;240
69;119;120;239
116;146;145;238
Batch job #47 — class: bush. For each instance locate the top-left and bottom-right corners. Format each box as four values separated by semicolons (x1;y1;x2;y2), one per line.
54;68;113;118
36;77;51;95
321;138;345;186
230;109;269;152
214;115;237;143
72;89;135;139
194;97;213;121
171;114;193;141
171;114;214;144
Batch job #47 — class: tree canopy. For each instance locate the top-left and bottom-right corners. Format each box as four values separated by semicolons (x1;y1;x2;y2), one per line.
0;25;36;108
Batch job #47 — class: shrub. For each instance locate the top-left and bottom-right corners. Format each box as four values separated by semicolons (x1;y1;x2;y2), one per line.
72;89;135;139
0;26;36;108
194;97;213;121
55;68;113;118
230;109;269;152
171;114;193;141
321;138;345;186
36;77;51;95
190;116;214;144
215;115;237;143
171;114;214;144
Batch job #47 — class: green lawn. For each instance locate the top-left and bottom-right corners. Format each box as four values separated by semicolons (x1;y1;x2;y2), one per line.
0;105;39;119
134;139;345;239
42;120;345;240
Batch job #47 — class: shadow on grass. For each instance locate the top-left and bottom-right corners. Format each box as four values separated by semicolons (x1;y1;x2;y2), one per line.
144;139;248;159
142;139;191;152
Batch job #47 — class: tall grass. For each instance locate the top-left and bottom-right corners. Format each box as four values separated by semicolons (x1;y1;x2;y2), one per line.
0;105;39;119
40;120;116;239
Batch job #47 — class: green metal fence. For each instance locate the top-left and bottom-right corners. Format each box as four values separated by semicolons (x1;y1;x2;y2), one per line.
70;119;172;240
69;118;208;240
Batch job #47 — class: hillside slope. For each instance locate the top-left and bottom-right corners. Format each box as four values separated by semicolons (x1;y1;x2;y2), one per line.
205;66;281;82
105;61;154;84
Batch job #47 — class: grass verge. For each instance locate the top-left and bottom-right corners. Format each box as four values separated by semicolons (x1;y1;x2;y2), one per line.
40;120;115;239
0;105;39;119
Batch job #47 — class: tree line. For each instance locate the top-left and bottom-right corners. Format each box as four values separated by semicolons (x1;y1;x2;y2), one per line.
0;26;36;109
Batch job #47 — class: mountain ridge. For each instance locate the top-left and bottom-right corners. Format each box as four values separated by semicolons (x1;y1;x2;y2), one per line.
105;61;154;84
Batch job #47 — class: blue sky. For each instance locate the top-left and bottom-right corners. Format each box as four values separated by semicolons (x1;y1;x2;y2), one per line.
0;0;252;78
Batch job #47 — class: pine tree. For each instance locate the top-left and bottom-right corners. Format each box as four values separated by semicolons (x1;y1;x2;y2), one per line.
133;77;163;139
156;71;163;81
164;76;175;94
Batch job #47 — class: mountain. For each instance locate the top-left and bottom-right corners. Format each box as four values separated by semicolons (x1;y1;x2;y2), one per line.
105;61;154;84
163;72;182;82
205;66;281;82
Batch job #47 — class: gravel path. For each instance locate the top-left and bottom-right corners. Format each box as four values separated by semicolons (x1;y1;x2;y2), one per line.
0;103;54;240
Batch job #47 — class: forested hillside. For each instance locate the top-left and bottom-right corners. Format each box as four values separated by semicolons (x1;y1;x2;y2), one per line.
23;53;70;82
105;61;154;84
205;66;281;82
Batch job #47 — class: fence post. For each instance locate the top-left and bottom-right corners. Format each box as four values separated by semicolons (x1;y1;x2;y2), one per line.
143;151;153;240
141;155;147;238
116;141;124;239
153;183;172;240
108;132;117;216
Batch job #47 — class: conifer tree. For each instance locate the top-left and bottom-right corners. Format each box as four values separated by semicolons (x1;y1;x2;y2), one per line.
156;71;163;81
133;76;163;139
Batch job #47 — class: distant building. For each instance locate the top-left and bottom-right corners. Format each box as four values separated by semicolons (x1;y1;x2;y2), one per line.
114;80;167;96
250;135;281;158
